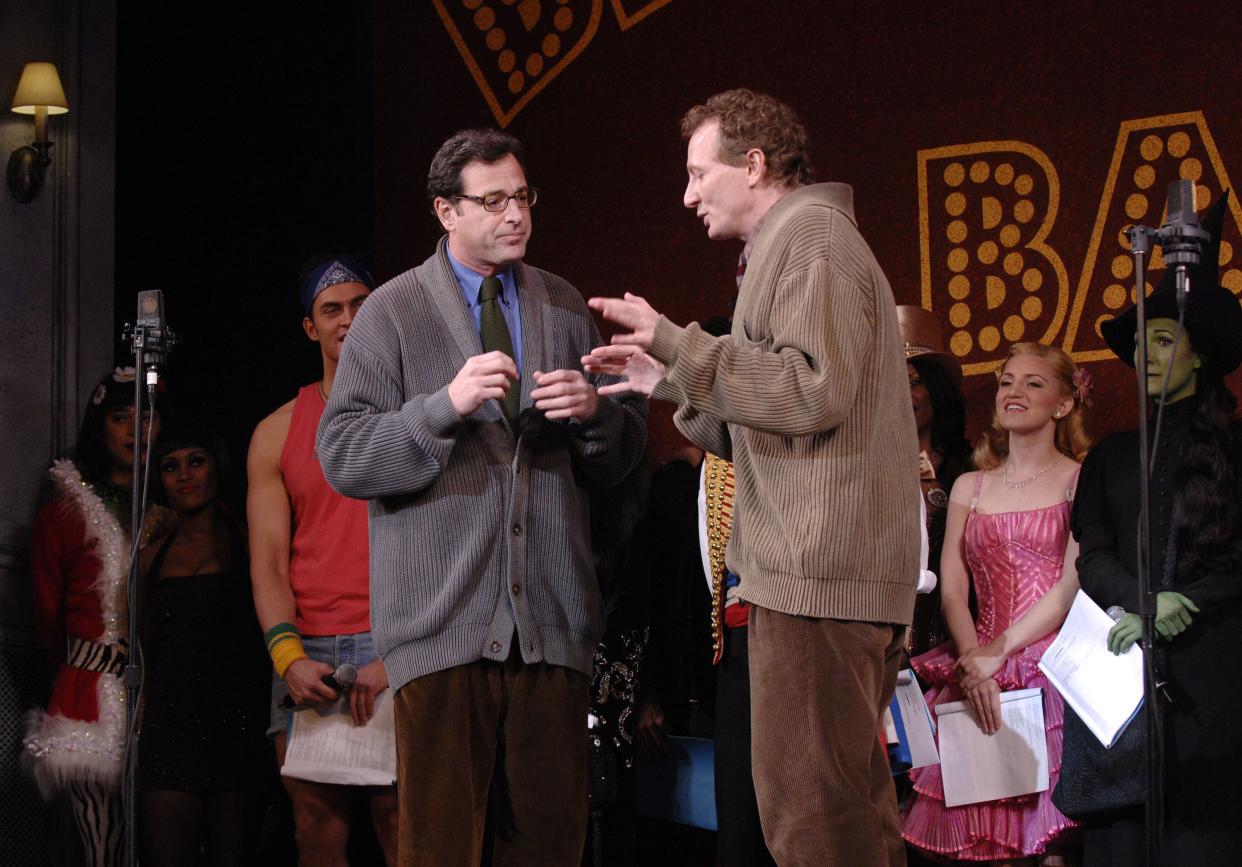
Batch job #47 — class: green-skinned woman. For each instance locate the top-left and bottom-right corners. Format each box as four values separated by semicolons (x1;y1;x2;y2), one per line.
1066;191;1242;865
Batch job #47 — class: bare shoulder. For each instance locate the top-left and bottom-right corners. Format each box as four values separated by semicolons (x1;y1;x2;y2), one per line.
1058;457;1083;495
948;470;983;507
248;397;296;468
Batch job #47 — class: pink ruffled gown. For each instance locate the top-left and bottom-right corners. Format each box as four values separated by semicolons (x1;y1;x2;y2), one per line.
901;474;1079;860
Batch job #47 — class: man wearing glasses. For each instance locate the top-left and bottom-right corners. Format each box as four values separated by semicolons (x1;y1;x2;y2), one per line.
317;128;646;867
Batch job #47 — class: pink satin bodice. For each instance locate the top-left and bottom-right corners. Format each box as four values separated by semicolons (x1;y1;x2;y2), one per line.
965;500;1071;646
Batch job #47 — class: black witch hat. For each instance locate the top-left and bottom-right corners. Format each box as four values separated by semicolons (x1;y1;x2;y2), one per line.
1101;189;1242;376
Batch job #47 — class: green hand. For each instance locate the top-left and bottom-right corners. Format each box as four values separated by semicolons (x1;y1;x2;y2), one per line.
1107;613;1142;655
1155;591;1199;640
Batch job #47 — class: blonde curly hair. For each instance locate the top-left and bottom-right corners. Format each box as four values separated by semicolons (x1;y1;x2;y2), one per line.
973;342;1093;470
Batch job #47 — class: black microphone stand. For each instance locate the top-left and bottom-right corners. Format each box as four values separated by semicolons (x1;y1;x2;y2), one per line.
1126;213;1205;866
1124;225;1163;866
121;310;175;867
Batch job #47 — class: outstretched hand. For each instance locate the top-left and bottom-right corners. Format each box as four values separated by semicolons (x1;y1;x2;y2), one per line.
581;345;666;396
587;293;660;349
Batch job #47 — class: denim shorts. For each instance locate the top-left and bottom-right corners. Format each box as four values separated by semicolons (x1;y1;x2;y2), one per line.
267;631;380;737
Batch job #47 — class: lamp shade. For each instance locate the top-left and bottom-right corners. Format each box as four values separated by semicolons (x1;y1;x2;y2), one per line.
11;62;68;115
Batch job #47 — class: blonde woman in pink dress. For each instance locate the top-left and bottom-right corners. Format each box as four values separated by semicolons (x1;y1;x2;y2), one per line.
902;342;1093;865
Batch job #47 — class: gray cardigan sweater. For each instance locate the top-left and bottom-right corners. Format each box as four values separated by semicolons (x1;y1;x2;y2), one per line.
650;183;920;625
317;239;647;691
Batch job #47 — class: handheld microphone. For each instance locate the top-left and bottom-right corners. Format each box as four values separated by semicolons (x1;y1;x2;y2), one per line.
280;662;357;709
322;662;358;692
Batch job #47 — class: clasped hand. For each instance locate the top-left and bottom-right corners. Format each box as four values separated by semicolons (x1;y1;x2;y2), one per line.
956;641;1005;691
956;641;1006;735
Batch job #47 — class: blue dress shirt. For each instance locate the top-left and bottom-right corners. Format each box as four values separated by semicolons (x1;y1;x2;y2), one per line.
446;246;523;372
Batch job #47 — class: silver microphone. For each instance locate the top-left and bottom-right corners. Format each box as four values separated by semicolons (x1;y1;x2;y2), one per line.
323;663;357;692
280;662;357;709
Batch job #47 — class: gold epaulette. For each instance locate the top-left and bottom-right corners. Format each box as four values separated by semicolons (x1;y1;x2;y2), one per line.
703;453;735;665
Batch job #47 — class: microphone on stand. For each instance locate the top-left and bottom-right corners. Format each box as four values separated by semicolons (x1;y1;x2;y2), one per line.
121;290;180;867
1156;179;1209;314
133;290;178;386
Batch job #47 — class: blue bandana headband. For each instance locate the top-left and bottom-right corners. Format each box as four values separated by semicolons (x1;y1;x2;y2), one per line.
300;258;376;314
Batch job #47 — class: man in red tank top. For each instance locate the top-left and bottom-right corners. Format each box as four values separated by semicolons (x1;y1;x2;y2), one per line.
246;256;398;866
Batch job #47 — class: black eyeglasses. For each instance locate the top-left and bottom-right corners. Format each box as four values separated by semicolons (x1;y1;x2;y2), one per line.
453;187;538;212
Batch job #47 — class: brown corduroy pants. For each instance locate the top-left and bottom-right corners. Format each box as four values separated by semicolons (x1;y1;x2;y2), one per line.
749;605;906;867
393;653;589;867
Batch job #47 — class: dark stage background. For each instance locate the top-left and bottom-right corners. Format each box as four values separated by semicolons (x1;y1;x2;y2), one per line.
117;0;1242;473
115;4;376;476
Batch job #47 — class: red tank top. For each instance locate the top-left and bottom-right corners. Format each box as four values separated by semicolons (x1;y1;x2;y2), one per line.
279;384;370;635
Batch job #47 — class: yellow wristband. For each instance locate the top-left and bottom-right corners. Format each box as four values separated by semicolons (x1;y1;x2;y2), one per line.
270;635;308;678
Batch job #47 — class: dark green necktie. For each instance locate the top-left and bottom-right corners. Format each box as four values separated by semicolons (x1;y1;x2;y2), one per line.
480;275;520;423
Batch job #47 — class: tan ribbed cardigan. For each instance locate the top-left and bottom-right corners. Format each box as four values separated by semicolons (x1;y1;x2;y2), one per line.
650;182;919;624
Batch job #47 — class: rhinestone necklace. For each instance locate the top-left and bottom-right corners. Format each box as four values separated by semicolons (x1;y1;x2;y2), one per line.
1000;457;1060;489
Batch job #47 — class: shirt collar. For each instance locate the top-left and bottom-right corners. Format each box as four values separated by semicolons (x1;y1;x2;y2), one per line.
445;245;517;306
740;212;772;268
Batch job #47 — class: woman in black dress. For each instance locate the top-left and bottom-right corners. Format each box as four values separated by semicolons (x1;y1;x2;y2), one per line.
1070;192;1242;865
138;421;273;866
897;305;973;657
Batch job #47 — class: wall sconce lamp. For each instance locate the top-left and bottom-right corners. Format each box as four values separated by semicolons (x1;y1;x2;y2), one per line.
7;62;69;204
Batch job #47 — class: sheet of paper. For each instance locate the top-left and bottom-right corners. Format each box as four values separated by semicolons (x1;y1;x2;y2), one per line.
892;668;939;769
883;707;899;744
936;687;1048;807
1038;589;1143;747
281;692;397;786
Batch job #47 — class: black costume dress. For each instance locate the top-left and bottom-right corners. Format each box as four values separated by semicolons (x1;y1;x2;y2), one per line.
137;528;272;794
1071;396;1242;865
907;451;971;657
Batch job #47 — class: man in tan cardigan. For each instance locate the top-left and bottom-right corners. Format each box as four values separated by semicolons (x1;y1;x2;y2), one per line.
586;89;919;866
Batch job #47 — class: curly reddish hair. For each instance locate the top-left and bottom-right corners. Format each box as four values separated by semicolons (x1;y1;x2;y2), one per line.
680;88;814;188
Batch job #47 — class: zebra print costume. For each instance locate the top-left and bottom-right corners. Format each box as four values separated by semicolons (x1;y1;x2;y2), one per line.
68;780;124;866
